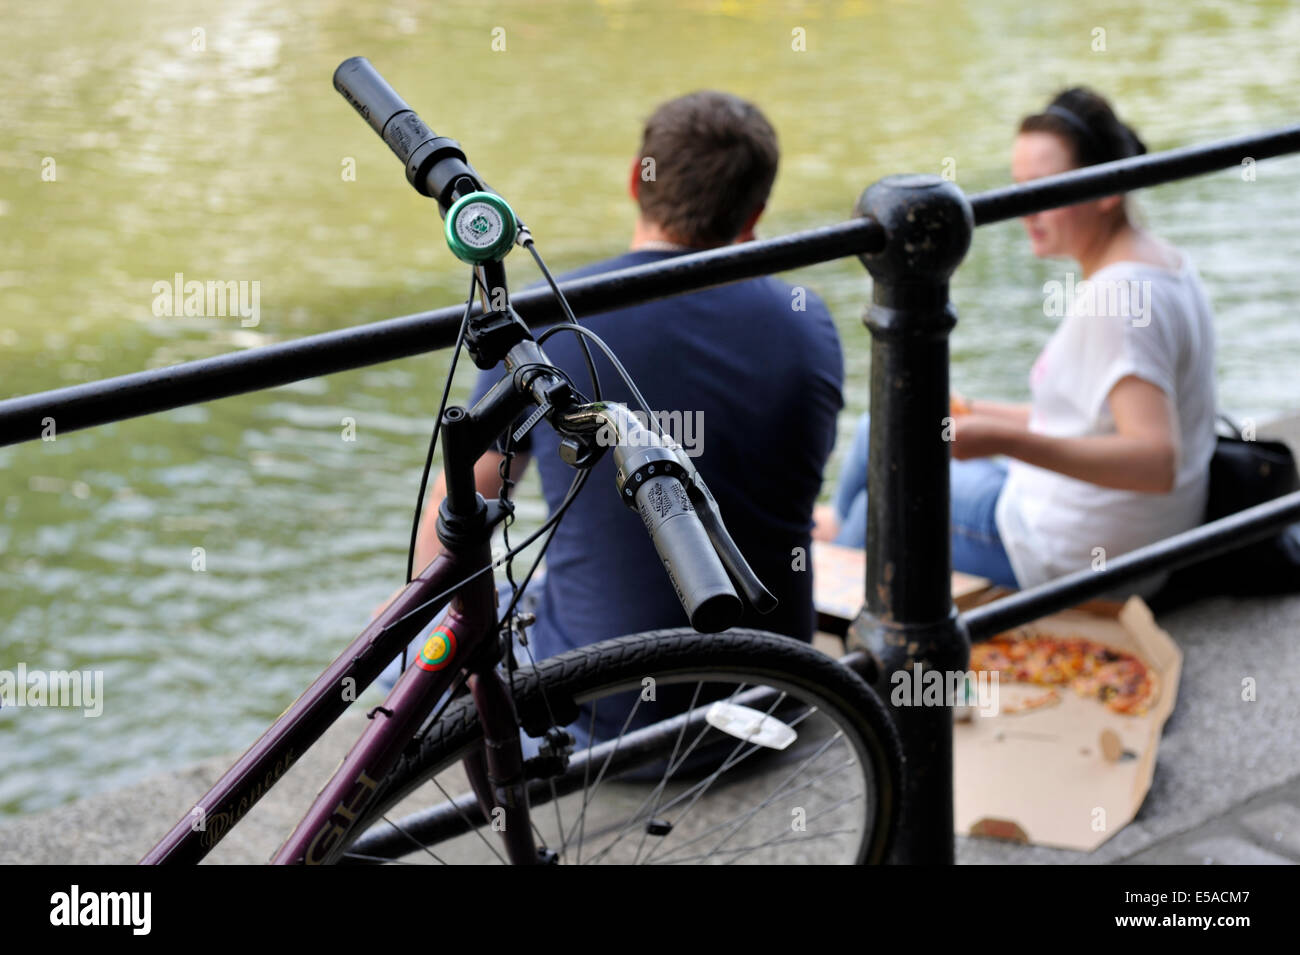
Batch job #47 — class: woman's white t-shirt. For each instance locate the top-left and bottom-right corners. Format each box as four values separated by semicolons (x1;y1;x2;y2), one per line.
993;256;1218;596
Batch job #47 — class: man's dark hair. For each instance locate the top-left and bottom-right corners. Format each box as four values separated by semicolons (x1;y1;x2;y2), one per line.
635;91;779;247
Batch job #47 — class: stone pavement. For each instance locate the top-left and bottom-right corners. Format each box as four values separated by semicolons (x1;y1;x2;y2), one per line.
1119;772;1300;864
2;417;1297;864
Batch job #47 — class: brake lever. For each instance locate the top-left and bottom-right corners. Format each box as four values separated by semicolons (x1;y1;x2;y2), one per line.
670;447;778;615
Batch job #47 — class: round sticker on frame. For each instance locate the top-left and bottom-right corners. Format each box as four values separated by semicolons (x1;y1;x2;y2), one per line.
416;626;457;671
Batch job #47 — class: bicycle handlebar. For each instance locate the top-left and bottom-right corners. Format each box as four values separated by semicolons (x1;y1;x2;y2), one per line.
495;393;742;632
592;406;742;632
632;474;742;632
336;56;772;633
332;56;480;208
544;399;744;631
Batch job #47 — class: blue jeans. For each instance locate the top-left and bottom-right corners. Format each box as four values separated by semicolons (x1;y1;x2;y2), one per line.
831;412;1019;588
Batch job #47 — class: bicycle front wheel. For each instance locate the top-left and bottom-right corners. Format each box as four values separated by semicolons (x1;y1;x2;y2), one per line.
332;628;903;865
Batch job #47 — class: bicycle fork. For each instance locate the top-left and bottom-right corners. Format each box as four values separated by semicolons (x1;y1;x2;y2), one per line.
462;666;545;864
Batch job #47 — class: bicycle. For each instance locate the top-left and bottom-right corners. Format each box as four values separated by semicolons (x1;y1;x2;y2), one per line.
139;57;904;865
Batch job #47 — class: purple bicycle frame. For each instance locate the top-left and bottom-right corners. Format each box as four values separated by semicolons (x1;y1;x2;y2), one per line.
140;535;536;864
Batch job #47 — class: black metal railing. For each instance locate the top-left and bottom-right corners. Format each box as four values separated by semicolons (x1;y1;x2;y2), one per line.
845;123;1300;864
2;121;1298;865
0;218;884;445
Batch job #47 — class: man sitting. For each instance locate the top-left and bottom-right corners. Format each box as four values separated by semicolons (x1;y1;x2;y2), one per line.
402;90;844;686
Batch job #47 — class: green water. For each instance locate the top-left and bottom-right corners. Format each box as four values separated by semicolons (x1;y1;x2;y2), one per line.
2;0;1298;816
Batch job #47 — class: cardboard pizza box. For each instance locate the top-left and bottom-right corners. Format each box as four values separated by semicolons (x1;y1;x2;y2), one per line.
952;591;1182;851
811;541;991;634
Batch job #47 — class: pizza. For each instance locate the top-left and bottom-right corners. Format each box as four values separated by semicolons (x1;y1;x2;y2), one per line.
969;629;1159;716
996;686;1062;716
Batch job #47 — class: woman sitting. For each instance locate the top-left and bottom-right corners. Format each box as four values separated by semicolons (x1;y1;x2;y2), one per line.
815;87;1218;597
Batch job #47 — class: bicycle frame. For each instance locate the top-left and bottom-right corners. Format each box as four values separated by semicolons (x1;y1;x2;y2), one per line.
142;369;555;865
272;548;535;865
137;538;503;863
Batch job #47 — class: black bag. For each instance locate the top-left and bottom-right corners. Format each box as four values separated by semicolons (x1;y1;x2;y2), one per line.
1149;414;1300;609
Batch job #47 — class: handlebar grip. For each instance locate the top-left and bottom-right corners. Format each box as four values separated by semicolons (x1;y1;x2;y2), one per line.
333;56;478;204
332;56;418;145
634;476;742;633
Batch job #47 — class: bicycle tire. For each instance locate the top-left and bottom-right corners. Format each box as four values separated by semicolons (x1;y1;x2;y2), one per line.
330;627;904;865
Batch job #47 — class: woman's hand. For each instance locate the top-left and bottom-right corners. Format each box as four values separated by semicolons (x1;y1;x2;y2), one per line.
952;393;1033;427
963;376;1178;491
949;414;1010;460
812;504;840;542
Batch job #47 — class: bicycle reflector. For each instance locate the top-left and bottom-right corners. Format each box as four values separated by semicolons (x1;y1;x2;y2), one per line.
444;191;517;264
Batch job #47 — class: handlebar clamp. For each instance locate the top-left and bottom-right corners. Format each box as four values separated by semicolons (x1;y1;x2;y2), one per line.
464;311;530;370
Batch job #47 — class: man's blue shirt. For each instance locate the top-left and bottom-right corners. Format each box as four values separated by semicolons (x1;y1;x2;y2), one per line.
469;248;843;662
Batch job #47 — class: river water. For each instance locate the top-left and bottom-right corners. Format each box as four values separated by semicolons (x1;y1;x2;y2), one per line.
2;0;1298;815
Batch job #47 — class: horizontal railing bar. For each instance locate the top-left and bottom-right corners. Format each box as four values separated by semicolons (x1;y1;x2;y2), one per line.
967;122;1300;226
0;218;884;448
5;122;1300;451
961;489;1300;641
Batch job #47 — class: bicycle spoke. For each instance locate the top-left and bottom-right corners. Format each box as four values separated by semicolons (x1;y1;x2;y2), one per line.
574;703;597;863
652;828;861;865
583;680;723;866
646;751;858;865
337;850;426;865
637;690;798;865
697;731;852;862
643;727;849;865
429;776;507;865
584;681;756;865
654;756;860;861
633;697;826;828
627;681;704;864
547;778;566;865
569;694;648;864
722;791;866;866
624;686;767;824
367;814;448;865
531;818;550;858
556;700;598;861
511;642;571;865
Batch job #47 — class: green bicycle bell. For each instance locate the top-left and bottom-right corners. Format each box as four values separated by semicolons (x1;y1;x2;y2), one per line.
444;191;518;264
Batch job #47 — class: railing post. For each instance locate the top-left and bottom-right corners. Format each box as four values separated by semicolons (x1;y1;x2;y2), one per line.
847;174;973;864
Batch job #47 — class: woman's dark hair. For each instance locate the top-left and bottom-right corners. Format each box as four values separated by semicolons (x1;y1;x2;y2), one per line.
1019;87;1147;168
